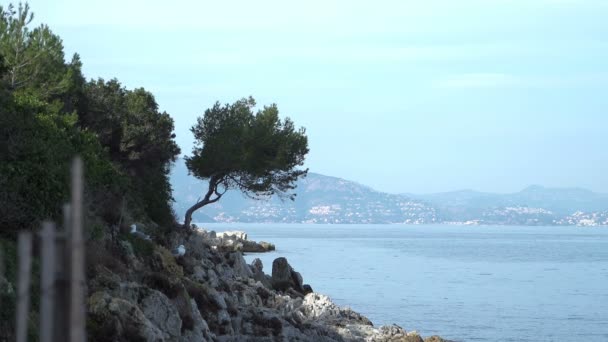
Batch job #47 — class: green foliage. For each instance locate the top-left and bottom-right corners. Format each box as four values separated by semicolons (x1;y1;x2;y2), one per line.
80;79;180;225
184;97;309;226
0;237;40;342
121;233;155;258
89;223;105;241
0;95;76;229
187;97;308;197
0;289;16;340
0;238;17;340
0;3;185;339
0;237;17;283
0;3;71;99
1;3;179;232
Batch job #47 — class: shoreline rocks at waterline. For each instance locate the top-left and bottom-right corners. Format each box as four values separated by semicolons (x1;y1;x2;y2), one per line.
192;227;276;253
84;227;451;341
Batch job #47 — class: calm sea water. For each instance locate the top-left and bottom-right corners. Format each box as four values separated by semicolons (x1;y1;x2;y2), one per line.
202;223;608;342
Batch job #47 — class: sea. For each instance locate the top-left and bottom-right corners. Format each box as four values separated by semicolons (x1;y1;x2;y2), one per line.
201;223;608;342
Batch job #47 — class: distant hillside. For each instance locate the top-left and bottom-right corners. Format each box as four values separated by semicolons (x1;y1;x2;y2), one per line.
406;185;608;222
171;159;608;226
171;159;437;224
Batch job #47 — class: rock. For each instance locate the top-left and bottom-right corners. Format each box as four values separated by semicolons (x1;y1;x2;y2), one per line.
271;257;305;293
251;258;264;273
142;291;184;339
295;293;373;326
207;269;220;288
292;271;304;291
184;230;212;260
216;230;247;240
84;227;451;342
404;331;425;342
192;265;207;283
114;283;183;340
215;238;243;252
87;291;166;341
259;241;275;251
250;258;272;289
194;229;275;253
424;336;450;342
302;284;314;295
229;252;253;279
242;240;276;253
180;299;213;342
271;257;294;291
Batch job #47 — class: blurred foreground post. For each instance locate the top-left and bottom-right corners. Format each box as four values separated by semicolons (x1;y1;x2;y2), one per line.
40;221;57;342
13;156;87;341
54;204;71;342
16;232;32;342
0;246;4;308
70;157;86;342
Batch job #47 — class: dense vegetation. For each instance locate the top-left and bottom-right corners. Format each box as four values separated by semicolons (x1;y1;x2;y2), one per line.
0;4;180;339
0;3;180;233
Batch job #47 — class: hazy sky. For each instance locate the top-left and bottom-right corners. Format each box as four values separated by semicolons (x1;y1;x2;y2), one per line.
25;0;608;194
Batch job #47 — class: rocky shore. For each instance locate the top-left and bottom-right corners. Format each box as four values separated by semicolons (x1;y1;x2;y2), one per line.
199;229;276;253
85;227;450;341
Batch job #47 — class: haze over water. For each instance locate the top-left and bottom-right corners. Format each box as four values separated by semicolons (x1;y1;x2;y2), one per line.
203;223;608;342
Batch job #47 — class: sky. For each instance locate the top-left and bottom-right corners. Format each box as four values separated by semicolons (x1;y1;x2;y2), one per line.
22;0;608;194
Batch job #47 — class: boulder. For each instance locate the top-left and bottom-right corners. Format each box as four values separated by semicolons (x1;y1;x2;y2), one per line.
260;241;275;251
424;336;451;342
404;331;425;342
271;257;305;293
216;230;247;240
180;299;213;342
271;257;294;291
372;325;421;341
295;293;372;326
302;284;314;295
251;258;264;273
114;283;183;340
184;230;212;260
242;240;276;253
250;258;273;289
229;252;253;279
87;291;166;341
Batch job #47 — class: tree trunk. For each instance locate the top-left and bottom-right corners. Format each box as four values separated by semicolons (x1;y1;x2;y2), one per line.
183;199;210;229
183;177;222;228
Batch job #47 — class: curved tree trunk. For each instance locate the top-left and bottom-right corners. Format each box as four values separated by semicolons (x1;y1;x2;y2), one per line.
183;199;209;229
183;176;222;228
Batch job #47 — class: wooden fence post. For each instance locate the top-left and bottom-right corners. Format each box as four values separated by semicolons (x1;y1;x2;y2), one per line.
0;245;3;308
16;231;32;342
54;204;71;342
70;156;86;342
40;221;57;342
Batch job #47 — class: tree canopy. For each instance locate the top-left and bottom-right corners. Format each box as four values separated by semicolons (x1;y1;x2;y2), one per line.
183;97;309;227
0;3;180;231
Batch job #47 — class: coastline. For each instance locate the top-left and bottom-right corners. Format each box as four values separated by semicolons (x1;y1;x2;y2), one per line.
193;227;452;342
85;225;451;341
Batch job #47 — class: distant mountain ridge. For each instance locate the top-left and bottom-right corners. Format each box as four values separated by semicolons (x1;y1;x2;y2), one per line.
171;159;608;226
405;185;608;220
